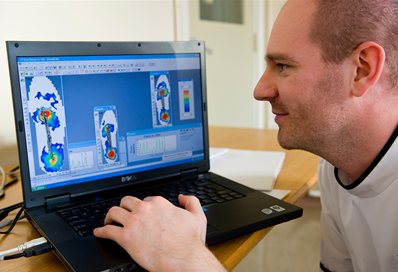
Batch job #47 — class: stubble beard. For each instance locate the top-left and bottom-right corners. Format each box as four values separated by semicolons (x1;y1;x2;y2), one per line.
276;64;347;156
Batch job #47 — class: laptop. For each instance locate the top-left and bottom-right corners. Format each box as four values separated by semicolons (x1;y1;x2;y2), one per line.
7;41;302;272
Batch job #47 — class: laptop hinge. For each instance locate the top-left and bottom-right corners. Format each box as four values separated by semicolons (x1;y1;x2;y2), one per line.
45;193;71;210
180;168;199;181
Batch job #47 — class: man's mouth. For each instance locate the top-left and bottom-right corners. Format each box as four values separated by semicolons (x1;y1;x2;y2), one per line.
272;111;288;124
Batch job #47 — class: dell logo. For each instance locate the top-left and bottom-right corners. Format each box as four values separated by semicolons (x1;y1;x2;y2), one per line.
121;175;137;182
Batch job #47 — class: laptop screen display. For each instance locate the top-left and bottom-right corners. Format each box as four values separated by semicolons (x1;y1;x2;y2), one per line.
16;54;204;191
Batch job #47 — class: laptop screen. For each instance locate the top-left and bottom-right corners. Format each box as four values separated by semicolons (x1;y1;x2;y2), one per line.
16;53;204;192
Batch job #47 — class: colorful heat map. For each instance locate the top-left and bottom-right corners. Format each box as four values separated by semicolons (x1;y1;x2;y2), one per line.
101;123;118;161
159;109;170;123
156;82;169;99
183;90;190;112
28;76;66;173
40;143;64;172
178;80;195;120
97;108;119;164
31;107;60;131
155;74;171;126
35;91;59;109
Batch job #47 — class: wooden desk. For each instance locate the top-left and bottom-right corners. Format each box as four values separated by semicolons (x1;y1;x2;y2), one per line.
0;127;319;271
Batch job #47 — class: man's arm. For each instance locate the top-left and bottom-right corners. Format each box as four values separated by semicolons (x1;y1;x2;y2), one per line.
94;194;226;272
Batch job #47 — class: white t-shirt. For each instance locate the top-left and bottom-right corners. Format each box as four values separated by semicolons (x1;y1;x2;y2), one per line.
319;127;398;272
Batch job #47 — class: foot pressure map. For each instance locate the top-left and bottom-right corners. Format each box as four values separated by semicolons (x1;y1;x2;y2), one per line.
28;76;66;173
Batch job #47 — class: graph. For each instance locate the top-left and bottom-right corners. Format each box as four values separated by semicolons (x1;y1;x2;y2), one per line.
132;135;177;156
69;151;94;170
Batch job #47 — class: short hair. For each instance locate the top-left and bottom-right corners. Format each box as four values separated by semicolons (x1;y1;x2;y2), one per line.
309;0;398;88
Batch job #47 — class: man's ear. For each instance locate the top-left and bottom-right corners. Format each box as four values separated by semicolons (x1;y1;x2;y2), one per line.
352;41;385;97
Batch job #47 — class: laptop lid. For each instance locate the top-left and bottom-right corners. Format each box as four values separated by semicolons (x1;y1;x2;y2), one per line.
7;41;210;209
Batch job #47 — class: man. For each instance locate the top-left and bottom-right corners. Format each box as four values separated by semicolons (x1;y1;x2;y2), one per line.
95;0;398;271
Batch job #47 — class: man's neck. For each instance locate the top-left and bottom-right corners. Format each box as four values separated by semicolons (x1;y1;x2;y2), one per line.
322;123;397;185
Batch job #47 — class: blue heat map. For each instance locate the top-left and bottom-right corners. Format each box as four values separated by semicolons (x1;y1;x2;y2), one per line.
28;76;66;173
94;106;120;166
151;72;172;128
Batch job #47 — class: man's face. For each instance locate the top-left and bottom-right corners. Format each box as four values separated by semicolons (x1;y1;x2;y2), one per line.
254;0;350;152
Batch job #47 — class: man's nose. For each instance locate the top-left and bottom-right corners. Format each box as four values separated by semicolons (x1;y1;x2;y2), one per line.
253;70;278;101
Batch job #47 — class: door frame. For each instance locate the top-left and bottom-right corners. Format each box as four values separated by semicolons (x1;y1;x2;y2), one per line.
174;0;267;129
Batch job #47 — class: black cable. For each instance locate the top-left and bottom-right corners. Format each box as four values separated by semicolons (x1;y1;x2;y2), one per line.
0;202;23;221
7;165;19;174
1;202;23;212
23;242;53;257
2;242;53;260
3;178;18;189
2;253;24;260
0;165;19;198
0;199;24;237
0;206;24;234
5;166;19;186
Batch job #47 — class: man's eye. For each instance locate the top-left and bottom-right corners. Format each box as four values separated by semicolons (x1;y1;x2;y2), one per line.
276;63;288;72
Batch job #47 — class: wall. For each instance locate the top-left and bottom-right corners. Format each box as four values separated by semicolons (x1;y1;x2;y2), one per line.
264;0;286;129
0;0;175;166
180;0;287;130
187;0;259;129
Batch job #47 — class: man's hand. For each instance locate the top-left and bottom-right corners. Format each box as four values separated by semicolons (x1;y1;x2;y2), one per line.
94;194;225;271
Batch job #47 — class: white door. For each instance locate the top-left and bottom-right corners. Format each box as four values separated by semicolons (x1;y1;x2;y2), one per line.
186;0;265;128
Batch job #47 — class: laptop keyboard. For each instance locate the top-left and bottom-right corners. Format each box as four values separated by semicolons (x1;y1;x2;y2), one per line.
58;179;245;237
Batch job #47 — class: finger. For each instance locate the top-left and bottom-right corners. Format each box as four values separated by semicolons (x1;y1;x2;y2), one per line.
143;195;166;202
178;194;207;243
119;195;142;212
94;224;123;241
143;195;172;206
104;206;131;225
142;195;155;201
178;194;204;216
